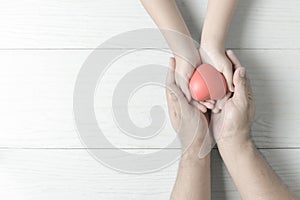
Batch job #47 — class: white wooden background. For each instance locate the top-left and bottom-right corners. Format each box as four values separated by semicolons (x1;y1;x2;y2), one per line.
0;0;300;199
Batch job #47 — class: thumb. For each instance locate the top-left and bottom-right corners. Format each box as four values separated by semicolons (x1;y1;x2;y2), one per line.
232;67;248;104
223;68;234;92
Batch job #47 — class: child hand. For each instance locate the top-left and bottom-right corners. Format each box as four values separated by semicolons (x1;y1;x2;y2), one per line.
199;47;234;92
197;46;233;113
173;57;216;112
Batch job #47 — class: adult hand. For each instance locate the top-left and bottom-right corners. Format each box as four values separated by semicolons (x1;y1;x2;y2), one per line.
166;57;209;154
173;57;195;102
210;50;254;145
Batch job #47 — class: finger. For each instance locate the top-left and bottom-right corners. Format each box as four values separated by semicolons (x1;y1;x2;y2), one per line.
192;99;215;110
167;84;185;103
204;112;210;123
191;100;207;113
223;68;234;92
166;57;182;100
206;99;215;104
167;80;191;109
166;84;192;120
180;82;192;102
232;67;248;104
246;77;255;115
212;107;220;113
222;92;232;107
247;77;254;98
174;72;191;102
199;101;215;109
200;105;207;113
166;57;176;87
226;50;242;70
216;92;231;110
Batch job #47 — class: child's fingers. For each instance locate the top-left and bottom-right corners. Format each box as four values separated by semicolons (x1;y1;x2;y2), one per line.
199;101;215;109
191;100;207;113
206;99;215;104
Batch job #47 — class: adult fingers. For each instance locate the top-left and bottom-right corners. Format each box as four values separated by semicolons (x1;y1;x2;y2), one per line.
223;67;234;92
166;57;180;101
226;50;249;105
247;77;253;99
216;92;232;109
166;58;191;111
180;80;192;102
166;57;176;87
173;62;193;102
226;50;242;70
174;69;192;102
232;67;249;106
212;107;220;113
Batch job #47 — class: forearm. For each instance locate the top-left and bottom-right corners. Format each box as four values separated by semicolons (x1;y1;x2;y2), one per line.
201;0;238;51
218;137;297;200
141;0;200;67
170;151;211;200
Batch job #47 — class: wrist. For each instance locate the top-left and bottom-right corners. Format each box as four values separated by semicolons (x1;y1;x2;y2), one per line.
201;18;227;51
200;42;225;56
201;30;225;51
217;134;254;158
181;137;209;161
181;149;210;167
175;55;200;68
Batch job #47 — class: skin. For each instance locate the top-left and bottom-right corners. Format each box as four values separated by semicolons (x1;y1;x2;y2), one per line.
166;51;298;199
142;2;298;198
213;50;299;200
140;0;215;112
140;0;238;112
198;0;239;114
200;0;239;93
141;0;200;101
166;57;211;200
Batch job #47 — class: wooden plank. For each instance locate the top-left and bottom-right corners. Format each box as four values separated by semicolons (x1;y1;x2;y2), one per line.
0;50;299;148
0;149;299;200
0;0;299;48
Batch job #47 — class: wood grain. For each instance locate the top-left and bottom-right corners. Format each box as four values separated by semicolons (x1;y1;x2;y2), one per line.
0;0;299;49
0;50;299;148
1;1;300;199
0;149;299;200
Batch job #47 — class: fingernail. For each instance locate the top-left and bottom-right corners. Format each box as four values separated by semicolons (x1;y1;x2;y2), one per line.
240;68;246;77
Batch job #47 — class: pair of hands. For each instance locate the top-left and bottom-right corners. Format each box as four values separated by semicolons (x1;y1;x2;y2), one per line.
166;50;254;154
174;46;234;113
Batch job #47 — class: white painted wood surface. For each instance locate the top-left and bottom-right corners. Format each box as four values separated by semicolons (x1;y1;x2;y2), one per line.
0;149;299;200
0;0;299;49
0;50;299;148
0;0;299;199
